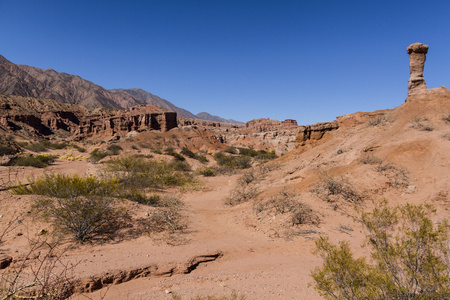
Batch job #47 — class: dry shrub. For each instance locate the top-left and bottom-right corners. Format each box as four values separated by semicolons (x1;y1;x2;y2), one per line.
410;117;434;131
254;190;319;226
367;114;394;126
0;228;75;299
312;177;364;204
226;185;258;206
375;163;409;189
147;195;185;233
359;155;383;165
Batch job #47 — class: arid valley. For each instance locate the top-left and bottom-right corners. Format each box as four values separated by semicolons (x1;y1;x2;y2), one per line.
1;40;450;300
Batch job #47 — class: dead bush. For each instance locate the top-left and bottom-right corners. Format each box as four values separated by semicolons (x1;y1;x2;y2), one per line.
410;117;434;131
254;191;319;226
375;163;409;189
0;234;75;299
312;177;364;204
359;155;383;165
145;195;186;233
367;114;394;126
226;185;258;206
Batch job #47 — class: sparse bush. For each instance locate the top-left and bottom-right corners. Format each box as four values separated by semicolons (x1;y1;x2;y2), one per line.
311;201;450;299
360;155;383;165
197;167;216;177
238;147;258;157
180;147;196;158
26;141;51;152
106;144;123;155
214;152;252;169
89;148;109;163
410;117;434;131
105;155;196;190
312;176;363;204
151;148;162;154
171;160;192;172
123;190;161;206
368;113;394;126
14;174;122;242
226;185;258;205
196;154;208;163
443;114;450;124
0;142;17;156
9;154;56;168
131;145;139;150
254;190;319;226
224;146;238;154
375;163;409;189
148;195;185;232
70;144;86;152
254;150;277;162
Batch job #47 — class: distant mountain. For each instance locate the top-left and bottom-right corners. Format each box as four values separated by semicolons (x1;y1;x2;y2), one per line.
0;55;242;123
196;112;243;124
109;88;197;119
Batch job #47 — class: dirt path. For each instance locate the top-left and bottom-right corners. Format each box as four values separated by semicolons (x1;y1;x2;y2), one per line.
72;175;321;299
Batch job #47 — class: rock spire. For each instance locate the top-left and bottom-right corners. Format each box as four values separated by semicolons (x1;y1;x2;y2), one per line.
407;42;429;95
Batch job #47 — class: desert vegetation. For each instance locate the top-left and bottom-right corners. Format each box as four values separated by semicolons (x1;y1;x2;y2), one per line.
311;201;450;299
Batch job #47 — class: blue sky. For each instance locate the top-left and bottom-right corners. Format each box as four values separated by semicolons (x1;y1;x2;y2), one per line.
1;0;449;124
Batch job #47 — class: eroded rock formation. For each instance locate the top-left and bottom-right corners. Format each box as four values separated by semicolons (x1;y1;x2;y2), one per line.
407;42;429;95
0;95;177;139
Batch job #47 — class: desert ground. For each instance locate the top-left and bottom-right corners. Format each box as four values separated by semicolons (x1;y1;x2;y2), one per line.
1;86;449;299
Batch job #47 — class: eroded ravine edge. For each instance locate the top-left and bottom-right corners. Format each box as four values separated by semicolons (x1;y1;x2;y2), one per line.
69;251;223;295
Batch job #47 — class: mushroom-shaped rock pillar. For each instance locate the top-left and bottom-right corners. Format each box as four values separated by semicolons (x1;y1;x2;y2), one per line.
407;43;429;95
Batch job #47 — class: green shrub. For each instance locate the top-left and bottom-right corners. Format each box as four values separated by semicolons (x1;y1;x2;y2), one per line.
311;201;450;299
171;160;191;172
26;141;50;152
106;144;122;155
198;167;216;177
9;154;56;168
14;174;122;242
224;146;238;154
196;154;208;163
180;147;196;158
105;155;195;189
70;144;86;152
0;144;17;156
13;173;120;198
238;147;258;157
214;152;252;169
89;148;109;163
255;150;277;162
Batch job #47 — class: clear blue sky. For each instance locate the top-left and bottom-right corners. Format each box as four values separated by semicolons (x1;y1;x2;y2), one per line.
1;0;449;124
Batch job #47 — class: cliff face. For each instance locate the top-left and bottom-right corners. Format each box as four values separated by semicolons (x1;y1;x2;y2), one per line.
0;94;177;139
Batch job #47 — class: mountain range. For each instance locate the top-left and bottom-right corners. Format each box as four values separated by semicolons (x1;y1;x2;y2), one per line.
0;55;242;124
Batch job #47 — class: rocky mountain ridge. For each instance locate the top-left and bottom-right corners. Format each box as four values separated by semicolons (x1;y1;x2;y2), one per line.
0;55;241;124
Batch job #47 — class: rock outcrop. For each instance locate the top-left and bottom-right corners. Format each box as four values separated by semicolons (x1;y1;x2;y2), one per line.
0;94;177;139
295;121;339;147
407;43;429;96
245;118;299;132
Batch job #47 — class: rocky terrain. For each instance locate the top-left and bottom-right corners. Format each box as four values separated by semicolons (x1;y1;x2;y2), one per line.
0;43;449;299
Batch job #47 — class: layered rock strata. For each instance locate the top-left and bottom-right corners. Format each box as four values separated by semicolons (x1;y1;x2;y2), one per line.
0;95;177;139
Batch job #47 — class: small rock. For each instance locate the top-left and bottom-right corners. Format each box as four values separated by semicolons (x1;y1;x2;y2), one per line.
165;289;172;294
